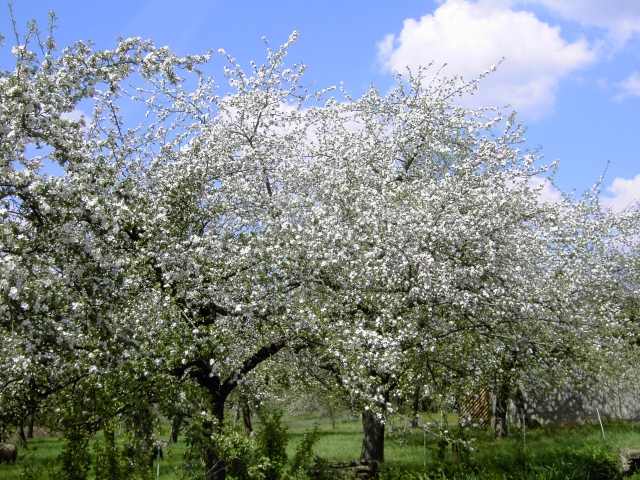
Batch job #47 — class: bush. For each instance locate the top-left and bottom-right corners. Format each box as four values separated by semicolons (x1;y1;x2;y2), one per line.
288;426;319;476
94;426;123;480
19;461;57;480
120;439;154;479
565;447;622;480
182;413;328;480
256;410;288;480
213;428;264;480
58;430;91;480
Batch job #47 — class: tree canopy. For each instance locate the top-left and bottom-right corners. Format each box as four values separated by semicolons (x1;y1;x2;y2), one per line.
1;22;638;480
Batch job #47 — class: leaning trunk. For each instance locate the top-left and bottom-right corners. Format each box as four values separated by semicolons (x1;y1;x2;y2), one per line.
204;400;226;480
361;409;385;465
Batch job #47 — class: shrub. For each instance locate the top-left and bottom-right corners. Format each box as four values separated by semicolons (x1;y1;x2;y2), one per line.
58;429;91;480
288;427;319;476
19;461;57;480
94;426;123;480
214;429;262;480
256;410;288;480
568;447;622;480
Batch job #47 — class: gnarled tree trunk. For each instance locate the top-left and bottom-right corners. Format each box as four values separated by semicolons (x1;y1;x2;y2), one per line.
361;409;385;465
178;341;286;480
203;399;226;480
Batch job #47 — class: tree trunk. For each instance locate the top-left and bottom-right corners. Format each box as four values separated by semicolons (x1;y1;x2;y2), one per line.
27;414;35;439
19;422;28;448
327;402;336;430
204;399;226;480
410;385;421;428
361;409;385;465
494;382;510;438
170;414;183;443
176;342;287;480
241;398;252;434
102;426;120;478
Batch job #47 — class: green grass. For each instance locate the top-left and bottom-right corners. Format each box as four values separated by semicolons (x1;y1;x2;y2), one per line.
2;415;640;479
0;435;189;480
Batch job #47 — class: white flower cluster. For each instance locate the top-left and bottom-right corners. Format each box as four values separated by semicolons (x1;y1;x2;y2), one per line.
0;27;637;446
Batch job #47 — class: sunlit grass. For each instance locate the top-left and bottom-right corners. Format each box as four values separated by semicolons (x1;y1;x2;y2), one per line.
2;415;640;479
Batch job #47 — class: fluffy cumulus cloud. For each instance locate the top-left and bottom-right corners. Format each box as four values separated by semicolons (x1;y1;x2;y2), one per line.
60;109;87;123
521;1;640;103
615;72;640;99
377;0;595;119
529;176;563;204
602;174;640;213
522;0;640;46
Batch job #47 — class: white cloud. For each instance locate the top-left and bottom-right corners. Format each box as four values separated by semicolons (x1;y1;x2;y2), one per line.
615;71;640;100
529;176;563;204
61;109;87;123
522;0;640;47
377;0;595;119
602;174;640;213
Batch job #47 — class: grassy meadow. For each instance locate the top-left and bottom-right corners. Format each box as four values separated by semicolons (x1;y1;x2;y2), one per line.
2;413;640;479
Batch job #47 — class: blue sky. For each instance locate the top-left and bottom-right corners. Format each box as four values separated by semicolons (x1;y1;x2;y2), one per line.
2;0;639;210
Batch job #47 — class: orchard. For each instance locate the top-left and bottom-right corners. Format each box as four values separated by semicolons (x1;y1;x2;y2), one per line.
1;14;639;480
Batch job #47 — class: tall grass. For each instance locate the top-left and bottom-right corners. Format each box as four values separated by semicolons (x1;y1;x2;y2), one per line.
2;416;640;479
